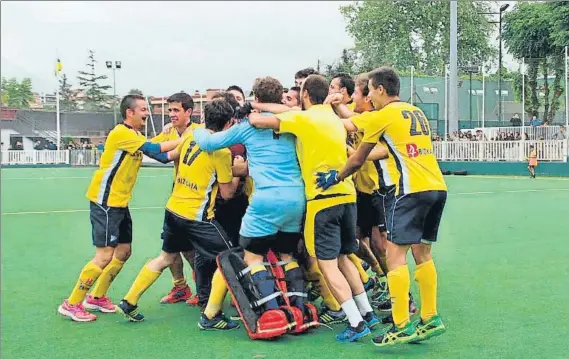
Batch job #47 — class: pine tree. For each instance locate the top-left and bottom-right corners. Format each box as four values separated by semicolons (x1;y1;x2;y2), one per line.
77;50;112;111
58;73;78;111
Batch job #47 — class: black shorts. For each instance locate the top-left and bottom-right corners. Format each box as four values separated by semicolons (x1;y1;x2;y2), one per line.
90;201;132;248
385;190;447;245
214;193;249;243
240;232;301;256
356;191;387;237
161;210;233;259
304;196;358;260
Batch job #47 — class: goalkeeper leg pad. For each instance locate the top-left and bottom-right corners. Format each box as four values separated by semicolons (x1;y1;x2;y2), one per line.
267;251;319;334
217;248;291;340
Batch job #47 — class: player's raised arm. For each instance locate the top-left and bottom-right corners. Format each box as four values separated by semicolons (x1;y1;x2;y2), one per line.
193;122;246;152
248;112;281;130
251;102;300;113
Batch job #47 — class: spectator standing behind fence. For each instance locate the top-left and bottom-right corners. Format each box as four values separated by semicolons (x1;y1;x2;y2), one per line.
552;126;566;140
527;145;537;179
510;113;521;126
530;116;541;127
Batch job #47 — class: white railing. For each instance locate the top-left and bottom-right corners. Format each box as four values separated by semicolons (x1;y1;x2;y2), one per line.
434;140;568;162
1;150;70;165
474;125;566;141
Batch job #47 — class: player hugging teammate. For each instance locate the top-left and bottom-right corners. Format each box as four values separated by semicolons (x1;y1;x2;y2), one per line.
58;66;447;350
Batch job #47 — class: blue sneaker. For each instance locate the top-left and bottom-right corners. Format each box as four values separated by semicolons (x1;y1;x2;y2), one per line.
117;299;144;322
363;312;380;329
198;312;240;331
336;321;371;343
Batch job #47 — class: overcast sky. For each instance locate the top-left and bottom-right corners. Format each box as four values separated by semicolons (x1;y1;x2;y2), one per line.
1;1;517;97
1;1;354;96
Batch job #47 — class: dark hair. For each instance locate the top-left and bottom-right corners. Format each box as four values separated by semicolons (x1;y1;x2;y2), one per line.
354;73;370;97
167;92;194;111
204;98;234;132
212;92;239;112
290;86;301;93
302;75;329;105
332;73;355;96
120;94;146;119
295;67;318;80
226;85;245;99
253;77;284;104
368;67;400;96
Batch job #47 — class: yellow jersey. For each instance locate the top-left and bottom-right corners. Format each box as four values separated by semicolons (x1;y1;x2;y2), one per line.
357;101;447;195
166;132;233;221
151;123;202;179
276;104;356;200
86;123;146;207
351;112;380;194
351;113;399;191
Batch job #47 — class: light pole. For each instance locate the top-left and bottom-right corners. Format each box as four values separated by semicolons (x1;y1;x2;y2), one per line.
460;66;480;128
481;3;509;124
106;60;122;125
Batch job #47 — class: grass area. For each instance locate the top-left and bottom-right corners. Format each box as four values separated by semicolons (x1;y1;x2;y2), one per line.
1;168;568;359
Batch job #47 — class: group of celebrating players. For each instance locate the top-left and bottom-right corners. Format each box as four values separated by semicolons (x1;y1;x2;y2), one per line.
57;65;448;348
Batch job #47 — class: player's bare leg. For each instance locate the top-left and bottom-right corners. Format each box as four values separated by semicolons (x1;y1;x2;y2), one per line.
160;253;193;304
318;256;377;341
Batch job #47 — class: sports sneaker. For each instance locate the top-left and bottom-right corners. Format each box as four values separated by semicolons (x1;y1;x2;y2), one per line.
116;300;144;322
198;312;240;331
58;300;97;322
186;295;199;306
370;289;389;307
83;295;116;313
160;284;192;304
336;321;371;342
363;311;380;329
319;306;347;325
411;315;446;342
371;320;418;347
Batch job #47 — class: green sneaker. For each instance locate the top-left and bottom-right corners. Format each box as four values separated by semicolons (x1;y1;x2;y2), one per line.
371;320;418;347
412;315;446;342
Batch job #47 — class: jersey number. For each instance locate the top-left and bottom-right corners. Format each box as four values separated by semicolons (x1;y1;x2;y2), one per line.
402;110;430;136
182;141;202;166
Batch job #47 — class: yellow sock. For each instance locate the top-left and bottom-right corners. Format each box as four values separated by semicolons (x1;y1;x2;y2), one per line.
372;262;384;276
123;265;161;305
68;261;103;305
250;264;266;275
284;261;299;271
173;277;187;287
203;270;228;319
387;265;410;328
90;257;124;298
414;260;438;321
309;261;341;311
348;254;370;284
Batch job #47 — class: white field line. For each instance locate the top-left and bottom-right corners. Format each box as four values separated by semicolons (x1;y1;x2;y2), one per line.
2;188;568;216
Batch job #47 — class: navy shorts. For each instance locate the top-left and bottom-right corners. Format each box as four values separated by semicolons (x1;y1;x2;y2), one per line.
161;210;233;259
385;190;447;245
90;202;132;247
356;191;387;237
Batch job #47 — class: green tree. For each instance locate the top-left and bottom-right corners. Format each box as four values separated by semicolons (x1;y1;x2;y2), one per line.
503;2;566;121
58;73;78;111
77;50;112;111
339;0;495;76
323;48;359;79
128;88;144;96
0;77;35;108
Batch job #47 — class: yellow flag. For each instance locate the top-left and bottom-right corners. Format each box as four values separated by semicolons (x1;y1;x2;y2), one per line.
55;58;63;77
